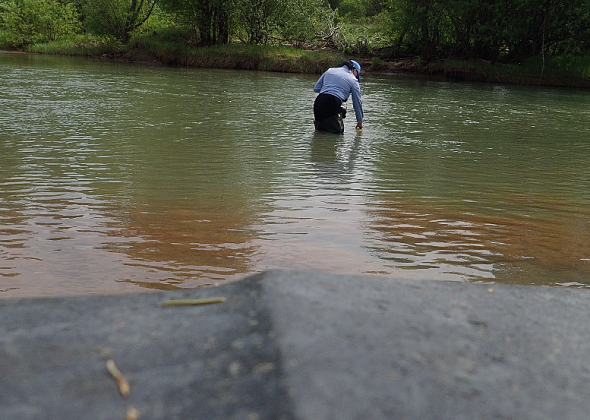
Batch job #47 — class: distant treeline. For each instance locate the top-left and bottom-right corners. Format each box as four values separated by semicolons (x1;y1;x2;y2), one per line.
381;0;590;62
1;0;589;63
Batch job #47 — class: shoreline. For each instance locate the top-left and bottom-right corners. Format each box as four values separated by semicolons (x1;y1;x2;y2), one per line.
3;45;590;89
108;46;590;88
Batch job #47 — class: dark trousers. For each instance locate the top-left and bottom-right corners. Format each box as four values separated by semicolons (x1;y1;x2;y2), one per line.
314;93;345;134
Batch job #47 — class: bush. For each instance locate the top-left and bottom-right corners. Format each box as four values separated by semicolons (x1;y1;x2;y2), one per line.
78;0;156;43
26;33;127;55
134;6;175;36
279;0;338;46
0;30;13;48
0;0;80;47
336;19;387;56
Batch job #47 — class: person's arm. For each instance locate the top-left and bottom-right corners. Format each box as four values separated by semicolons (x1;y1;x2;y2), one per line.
350;82;364;128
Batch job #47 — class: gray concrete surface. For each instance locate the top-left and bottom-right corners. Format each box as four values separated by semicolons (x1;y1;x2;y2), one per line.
2;270;590;419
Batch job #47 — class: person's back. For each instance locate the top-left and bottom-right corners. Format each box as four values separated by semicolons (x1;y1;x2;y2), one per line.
314;66;358;102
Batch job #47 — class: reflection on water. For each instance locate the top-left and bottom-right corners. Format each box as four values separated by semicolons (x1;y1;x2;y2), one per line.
103;206;257;290
366;196;590;285
1;52;590;298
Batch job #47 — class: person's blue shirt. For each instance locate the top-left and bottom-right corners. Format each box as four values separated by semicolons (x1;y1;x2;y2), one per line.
314;65;364;123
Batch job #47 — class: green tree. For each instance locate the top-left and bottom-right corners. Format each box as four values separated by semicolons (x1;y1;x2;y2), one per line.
339;0;384;18
234;0;286;44
503;0;590;59
384;0;590;61
79;0;156;42
279;0;336;45
0;0;80;46
159;0;232;46
384;0;449;60
441;0;503;60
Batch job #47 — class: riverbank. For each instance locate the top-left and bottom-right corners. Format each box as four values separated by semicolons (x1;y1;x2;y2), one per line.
10;33;590;88
3;270;590;419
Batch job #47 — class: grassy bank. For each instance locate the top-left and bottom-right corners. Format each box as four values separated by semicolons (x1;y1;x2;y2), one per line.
23;32;347;75
15;32;590;88
426;56;590;88
130;39;344;74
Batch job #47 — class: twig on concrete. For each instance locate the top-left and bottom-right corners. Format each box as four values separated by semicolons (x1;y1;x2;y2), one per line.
162;297;226;306
106;359;131;398
126;406;140;420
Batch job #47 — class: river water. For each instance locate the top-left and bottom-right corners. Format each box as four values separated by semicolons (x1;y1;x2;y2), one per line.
1;52;589;298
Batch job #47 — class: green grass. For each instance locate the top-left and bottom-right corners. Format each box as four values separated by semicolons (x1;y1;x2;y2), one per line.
130;32;345;73
26;34;128;56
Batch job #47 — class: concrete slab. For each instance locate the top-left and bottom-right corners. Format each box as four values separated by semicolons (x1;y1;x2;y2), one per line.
2;270;590;420
0;273;293;420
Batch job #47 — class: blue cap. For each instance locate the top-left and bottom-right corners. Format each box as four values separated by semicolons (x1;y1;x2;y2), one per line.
350;60;361;80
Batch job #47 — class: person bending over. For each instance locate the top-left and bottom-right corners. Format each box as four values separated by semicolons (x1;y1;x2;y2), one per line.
313;60;364;134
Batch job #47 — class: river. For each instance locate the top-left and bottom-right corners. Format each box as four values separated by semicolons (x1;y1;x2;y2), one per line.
1;52;589;298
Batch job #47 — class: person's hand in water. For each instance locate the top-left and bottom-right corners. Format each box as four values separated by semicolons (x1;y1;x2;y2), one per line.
356;122;363;130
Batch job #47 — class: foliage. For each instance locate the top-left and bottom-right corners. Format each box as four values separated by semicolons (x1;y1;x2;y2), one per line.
233;0;286;44
158;0;232;46
169;43;344;73
278;0;336;45
337;0;384;18
0;30;10;47
158;0;336;46
336;18;388;56
382;0;590;62
26;33;127;55
381;0;452;60
0;0;80;47
135;5;176;35
2;0;590;79
77;0;157;43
